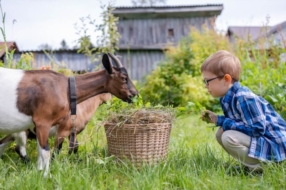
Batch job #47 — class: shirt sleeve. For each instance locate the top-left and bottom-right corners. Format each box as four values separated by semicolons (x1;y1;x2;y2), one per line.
219;96;266;137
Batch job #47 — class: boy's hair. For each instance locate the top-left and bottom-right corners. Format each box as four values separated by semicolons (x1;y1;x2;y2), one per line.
201;50;241;81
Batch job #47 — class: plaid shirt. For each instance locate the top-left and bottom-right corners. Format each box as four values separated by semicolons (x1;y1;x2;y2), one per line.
216;82;286;162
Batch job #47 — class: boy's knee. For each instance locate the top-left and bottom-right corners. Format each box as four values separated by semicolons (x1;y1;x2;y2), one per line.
215;127;224;142
221;130;237;147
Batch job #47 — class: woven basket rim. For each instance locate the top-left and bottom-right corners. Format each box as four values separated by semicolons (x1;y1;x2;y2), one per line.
104;122;172;135
104;122;171;126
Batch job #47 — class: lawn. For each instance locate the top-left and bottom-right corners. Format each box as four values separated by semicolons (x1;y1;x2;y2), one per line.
0;107;286;190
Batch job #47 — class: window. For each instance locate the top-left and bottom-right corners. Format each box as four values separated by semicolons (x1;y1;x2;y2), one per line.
168;29;174;37
129;27;133;37
168;28;174;42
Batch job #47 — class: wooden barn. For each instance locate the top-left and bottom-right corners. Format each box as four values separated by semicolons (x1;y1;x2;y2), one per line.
5;4;223;81
113;4;223;80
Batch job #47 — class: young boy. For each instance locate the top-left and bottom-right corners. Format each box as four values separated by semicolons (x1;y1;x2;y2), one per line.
201;50;286;171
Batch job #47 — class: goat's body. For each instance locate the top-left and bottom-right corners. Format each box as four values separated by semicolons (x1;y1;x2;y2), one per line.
0;68;33;133
0;68;69;176
0;53;137;177
5;93;111;161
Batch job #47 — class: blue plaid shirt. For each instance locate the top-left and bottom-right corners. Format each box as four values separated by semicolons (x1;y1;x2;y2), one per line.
216;82;286;162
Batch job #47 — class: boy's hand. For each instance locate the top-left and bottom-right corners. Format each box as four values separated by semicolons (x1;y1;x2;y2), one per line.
201;110;218;124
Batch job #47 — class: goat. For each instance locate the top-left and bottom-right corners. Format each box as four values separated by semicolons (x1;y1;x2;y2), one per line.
0;93;112;162
0;53;137;177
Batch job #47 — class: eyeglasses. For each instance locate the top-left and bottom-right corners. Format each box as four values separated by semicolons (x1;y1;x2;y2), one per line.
203;76;224;86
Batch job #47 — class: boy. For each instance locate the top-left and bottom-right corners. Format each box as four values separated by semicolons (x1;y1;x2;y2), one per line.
201;50;286;172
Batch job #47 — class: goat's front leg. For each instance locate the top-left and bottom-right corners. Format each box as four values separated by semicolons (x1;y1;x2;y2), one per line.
35;124;51;178
68;136;79;155
52;136;65;159
53;117;71;157
53;128;70;157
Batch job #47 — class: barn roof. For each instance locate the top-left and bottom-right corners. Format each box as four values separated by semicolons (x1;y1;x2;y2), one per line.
267;20;286;36
227;26;267;41
113;4;223;19
227;20;286;41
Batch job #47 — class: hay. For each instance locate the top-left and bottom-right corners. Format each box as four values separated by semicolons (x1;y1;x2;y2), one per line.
104;107;175;125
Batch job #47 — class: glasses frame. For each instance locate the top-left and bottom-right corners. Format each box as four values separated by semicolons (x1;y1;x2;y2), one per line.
203;75;224;86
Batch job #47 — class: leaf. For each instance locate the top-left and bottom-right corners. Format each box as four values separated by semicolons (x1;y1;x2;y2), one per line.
145;102;151;107
176;107;186;111
265;95;278;103
95;159;105;165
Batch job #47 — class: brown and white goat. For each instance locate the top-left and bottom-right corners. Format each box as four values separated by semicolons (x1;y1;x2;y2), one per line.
0;53;137;177
0;93;112;162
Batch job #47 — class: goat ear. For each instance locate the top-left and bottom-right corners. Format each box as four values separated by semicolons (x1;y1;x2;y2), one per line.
102;54;114;74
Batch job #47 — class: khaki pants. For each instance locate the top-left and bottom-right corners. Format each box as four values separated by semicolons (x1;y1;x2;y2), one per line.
216;127;262;170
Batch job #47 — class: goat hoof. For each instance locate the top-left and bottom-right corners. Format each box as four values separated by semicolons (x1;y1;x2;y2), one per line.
22;156;30;164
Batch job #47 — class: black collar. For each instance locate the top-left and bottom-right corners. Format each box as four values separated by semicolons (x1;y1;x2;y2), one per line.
68;77;77;115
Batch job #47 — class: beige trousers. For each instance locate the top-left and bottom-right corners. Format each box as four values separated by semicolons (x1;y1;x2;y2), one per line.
216;127;262;170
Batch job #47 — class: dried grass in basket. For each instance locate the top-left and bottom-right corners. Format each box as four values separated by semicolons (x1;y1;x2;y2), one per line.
104;108;174;166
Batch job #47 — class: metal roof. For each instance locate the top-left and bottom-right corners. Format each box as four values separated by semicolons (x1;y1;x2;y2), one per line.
115;4;223;9
113;4;223;19
267;20;286;36
227;26;267;41
227;20;286;41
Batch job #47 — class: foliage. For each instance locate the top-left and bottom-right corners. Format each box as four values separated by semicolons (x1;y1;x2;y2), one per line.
140;27;230;110
140;24;286;119
75;1;120;65
236;38;286;119
0;3;33;70
38;43;53;50
59;39;69;50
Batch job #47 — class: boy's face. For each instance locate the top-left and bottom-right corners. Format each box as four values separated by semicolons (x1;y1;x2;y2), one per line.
202;71;232;98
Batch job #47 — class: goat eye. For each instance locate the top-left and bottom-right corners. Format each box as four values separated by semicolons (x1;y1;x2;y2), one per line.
121;77;127;83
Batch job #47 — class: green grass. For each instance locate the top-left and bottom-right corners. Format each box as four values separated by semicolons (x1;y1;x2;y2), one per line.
0;110;286;190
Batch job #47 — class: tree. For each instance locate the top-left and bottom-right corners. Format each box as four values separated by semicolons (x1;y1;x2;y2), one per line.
38;43;52;50
74;2;120;63
60;39;69;50
131;0;166;6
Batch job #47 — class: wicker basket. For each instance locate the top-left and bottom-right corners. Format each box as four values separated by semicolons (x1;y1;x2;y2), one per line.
104;123;172;166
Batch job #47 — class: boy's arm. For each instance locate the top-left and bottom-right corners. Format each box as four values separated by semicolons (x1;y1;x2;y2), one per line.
216;96;266;137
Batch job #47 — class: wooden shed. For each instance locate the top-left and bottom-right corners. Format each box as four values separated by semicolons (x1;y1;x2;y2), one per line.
113;4;223;81
13;49;97;73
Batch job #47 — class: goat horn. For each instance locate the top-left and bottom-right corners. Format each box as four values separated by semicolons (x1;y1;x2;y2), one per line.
108;53;123;68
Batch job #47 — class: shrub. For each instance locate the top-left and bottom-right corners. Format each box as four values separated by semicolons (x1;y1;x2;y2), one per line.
140;25;286;119
140;26;231;110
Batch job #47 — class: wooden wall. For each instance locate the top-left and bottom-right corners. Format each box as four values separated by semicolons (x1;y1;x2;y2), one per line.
118;17;213;46
117;50;165;81
12;50;165;81
13;51;99;72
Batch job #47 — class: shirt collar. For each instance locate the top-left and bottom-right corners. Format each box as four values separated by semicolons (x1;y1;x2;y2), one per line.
220;82;241;104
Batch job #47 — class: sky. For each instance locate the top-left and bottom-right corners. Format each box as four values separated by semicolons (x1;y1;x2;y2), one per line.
1;0;286;50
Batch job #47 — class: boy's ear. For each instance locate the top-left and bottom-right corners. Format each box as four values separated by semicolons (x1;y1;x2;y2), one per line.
224;74;232;82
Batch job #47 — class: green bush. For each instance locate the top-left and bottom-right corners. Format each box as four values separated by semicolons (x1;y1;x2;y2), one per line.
140;25;286;119
237;39;286;119
140;27;231;110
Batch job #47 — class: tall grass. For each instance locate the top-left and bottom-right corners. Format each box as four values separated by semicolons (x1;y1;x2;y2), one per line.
1;106;286;189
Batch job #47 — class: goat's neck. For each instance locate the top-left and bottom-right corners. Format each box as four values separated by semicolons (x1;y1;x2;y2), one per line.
74;70;108;104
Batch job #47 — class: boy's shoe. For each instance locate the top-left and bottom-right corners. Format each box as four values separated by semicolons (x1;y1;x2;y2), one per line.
225;164;263;176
